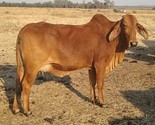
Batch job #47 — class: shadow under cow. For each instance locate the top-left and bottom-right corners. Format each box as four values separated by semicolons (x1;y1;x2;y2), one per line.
0;65;16;106
38;72;90;102
109;88;155;125
125;39;155;65
0;64;89;110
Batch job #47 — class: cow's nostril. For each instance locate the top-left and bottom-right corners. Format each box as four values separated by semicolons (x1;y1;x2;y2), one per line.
130;42;138;47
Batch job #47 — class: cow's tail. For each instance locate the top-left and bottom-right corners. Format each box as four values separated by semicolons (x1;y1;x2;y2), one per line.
16;35;26;92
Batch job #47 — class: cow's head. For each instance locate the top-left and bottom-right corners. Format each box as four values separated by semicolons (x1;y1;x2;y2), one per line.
109;14;148;48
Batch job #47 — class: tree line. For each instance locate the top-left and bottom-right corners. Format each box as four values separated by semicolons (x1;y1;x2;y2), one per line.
0;0;114;9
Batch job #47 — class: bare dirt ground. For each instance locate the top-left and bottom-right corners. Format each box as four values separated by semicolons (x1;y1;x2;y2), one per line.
0;7;155;125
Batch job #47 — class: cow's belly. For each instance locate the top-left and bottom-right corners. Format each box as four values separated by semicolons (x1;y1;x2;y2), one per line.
40;63;79;77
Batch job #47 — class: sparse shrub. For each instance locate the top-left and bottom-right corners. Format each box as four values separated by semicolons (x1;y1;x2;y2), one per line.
132;10;136;14
97;9;100;12
5;11;10;14
113;9;126;13
113;9;118;13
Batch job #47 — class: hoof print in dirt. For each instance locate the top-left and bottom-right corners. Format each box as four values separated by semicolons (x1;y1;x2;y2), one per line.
44;117;55;124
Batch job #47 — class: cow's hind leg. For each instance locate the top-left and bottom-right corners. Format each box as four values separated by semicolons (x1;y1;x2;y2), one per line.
22;71;37;116
13;81;22;114
13;69;24;114
88;68;96;103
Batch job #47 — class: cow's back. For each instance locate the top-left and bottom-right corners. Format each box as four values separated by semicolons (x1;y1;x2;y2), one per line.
17;22;104;76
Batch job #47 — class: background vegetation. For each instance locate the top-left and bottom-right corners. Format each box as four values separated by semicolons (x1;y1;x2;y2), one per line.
0;0;114;9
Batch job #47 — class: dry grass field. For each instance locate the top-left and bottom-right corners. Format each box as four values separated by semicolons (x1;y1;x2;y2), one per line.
0;7;155;125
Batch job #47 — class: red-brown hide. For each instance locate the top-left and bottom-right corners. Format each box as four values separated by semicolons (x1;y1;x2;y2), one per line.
13;14;148;116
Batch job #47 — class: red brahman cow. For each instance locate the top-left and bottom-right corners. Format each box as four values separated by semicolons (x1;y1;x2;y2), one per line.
13;14;148;116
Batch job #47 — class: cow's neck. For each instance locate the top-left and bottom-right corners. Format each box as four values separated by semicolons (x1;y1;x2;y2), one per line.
110;25;129;68
116;29;129;53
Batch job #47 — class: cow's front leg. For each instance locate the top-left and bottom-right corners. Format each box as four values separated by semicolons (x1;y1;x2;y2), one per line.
95;62;106;106
88;68;96;103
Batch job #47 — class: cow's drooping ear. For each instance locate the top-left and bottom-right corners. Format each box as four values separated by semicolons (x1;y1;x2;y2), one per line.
108;21;121;42
137;23;149;39
109;28;121;41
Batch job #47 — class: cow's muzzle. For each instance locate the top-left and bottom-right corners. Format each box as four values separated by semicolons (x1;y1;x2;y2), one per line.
130;41;138;47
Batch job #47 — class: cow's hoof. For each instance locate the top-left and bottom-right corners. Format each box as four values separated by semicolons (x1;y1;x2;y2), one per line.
97;103;104;107
98;103;108;108
24;111;32;117
94;101;106;108
102;104;109;108
90;99;96;104
13;109;20;115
